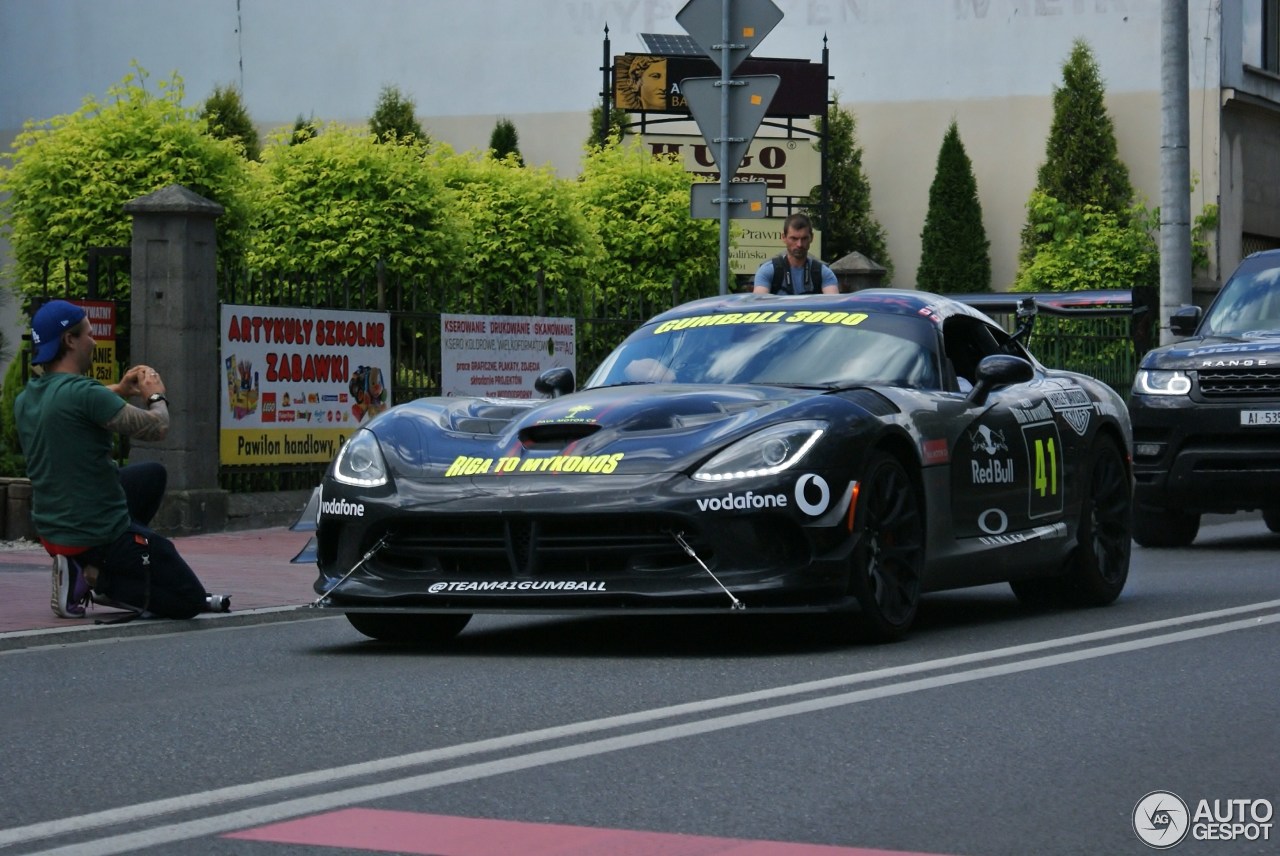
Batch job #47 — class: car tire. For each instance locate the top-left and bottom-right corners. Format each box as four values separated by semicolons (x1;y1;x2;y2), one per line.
1263;508;1280;533
1011;436;1131;608
1132;505;1200;547
345;612;472;645
1063;435;1131;605
847;450;924;643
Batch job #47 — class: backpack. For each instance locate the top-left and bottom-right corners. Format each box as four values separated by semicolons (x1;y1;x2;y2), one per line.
770;254;825;294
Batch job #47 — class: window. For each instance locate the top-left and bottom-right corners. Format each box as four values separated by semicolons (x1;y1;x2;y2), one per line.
1246;0;1280;73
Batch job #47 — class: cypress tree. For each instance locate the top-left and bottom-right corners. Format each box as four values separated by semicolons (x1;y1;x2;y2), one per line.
1022;39;1134;258
290;114;317;145
918;121;991;293
804;100;892;280
200;83;260;161
489;117;524;165
586;103;629;149
370;85;426;145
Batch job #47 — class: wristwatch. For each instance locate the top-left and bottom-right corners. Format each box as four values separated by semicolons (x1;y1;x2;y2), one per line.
147;392;168;407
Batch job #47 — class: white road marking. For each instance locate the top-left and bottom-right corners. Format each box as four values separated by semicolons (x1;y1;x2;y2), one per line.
4;601;1280;855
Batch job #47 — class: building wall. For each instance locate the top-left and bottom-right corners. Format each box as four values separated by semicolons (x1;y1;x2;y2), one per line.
0;0;1242;320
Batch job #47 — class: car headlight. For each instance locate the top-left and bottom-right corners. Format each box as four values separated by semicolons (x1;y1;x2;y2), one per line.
693;420;826;482
1133;369;1191;396
332;429;388;487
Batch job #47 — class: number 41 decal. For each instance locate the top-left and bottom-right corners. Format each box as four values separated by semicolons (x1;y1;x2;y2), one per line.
1022;421;1063;518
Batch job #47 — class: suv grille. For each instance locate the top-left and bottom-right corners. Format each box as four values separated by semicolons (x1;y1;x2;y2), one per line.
1197;368;1280;398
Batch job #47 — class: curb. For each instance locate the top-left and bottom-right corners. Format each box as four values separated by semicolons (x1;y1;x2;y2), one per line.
0;604;330;653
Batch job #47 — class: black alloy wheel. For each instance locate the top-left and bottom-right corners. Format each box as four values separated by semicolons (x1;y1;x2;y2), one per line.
848;451;925;642
1066;436;1132;605
1012;436;1132;607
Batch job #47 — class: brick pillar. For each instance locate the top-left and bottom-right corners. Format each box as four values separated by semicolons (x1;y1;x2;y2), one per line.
123;185;228;534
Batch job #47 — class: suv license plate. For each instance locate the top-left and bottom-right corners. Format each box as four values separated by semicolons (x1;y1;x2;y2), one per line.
1241;410;1280;426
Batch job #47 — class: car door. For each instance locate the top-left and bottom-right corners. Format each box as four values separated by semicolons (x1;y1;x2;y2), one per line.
944;317;1063;540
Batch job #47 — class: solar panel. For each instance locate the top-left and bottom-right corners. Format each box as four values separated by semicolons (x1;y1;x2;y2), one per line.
639;33;703;56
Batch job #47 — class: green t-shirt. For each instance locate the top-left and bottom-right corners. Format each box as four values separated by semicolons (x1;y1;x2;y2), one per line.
14;372;131;547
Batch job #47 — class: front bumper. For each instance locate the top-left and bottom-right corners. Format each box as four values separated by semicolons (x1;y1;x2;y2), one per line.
313;471;859;613
1130;393;1280;512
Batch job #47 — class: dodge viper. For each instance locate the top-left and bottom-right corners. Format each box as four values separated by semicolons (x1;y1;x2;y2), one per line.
299;289;1133;644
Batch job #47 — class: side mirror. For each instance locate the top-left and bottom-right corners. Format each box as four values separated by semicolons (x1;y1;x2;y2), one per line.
967;354;1034;407
1169;305;1201;337
534;366;575;398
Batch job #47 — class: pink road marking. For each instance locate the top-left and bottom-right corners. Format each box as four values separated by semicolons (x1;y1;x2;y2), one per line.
227;808;949;855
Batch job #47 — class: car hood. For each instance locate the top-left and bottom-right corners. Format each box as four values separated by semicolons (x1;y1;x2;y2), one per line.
365;383;889;478
1141;331;1280;370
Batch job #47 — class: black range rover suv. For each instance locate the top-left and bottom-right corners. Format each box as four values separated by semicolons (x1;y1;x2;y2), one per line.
1129;249;1280;546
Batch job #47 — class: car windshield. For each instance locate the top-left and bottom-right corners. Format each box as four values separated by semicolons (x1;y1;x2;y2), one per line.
1200;257;1280;336
586;309;942;390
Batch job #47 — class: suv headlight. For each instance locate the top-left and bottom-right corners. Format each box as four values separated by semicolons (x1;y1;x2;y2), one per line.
693;420;826;482
1133;369;1191;396
332;429;388;487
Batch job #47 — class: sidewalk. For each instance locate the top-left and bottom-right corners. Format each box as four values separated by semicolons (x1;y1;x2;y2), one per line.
0;526;319;644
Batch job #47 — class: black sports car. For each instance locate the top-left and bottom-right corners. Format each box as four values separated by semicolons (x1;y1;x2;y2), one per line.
302;289;1133;644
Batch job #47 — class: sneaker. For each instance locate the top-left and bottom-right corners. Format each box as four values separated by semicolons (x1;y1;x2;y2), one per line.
204;594;232;613
50;556;91;619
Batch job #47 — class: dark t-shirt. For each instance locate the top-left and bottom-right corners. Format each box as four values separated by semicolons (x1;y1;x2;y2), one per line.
15;372;130;546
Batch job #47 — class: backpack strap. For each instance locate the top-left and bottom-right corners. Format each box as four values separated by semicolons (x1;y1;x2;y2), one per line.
769;255;789;294
771;255;827;294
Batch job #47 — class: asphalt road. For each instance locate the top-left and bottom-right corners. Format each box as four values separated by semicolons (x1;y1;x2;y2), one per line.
2;516;1277;856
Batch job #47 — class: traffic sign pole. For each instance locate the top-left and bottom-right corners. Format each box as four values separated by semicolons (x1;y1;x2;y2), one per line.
676;0;784;294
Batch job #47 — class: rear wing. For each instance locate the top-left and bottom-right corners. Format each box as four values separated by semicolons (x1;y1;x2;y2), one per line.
949;288;1159;399
951;288;1156;358
951;289;1136;316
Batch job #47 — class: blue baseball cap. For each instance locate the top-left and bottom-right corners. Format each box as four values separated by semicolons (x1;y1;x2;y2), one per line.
30;300;87;365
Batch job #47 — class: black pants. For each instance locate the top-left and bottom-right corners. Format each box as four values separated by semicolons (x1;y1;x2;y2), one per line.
83;463;208;620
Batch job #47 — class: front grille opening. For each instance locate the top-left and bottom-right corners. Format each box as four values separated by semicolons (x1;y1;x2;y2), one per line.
370;514;709;579
1198;368;1280;398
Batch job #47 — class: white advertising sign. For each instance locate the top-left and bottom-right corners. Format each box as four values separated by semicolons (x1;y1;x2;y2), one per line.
441;314;575;399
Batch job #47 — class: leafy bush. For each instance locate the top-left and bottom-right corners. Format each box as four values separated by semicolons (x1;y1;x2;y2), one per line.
0;64;253;298
430;146;601;309
246;124;459;282
0;347;28;477
1014;192;1158;294
575;136;717;304
1013;191;1157;382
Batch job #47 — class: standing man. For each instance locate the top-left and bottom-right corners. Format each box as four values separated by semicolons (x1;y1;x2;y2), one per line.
752;212;840;295
15;299;229;619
